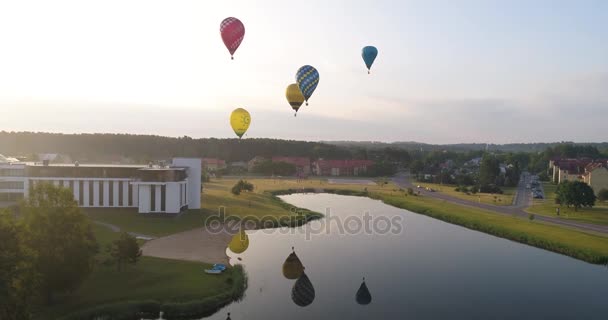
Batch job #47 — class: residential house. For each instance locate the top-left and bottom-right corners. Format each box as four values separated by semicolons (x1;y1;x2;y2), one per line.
202;158;226;172
582;163;608;195
248;156;267;172
312;159;374;176
272;156;311;176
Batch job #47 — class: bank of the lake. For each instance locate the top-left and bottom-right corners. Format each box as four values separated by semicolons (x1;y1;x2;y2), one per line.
248;177;608;264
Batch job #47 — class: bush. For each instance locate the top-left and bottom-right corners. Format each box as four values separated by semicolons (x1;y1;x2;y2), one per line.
231;180;254;196
407;188;414;196
598;189;608;202
479;184;503;194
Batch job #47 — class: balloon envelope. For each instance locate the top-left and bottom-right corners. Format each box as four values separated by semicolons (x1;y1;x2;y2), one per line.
295;65;319;103
361;46;378;72
285;83;305;113
220;17;245;59
282;251;305;280
356;280;372;305
228;230;249;254
292;273;315;307
230;108;251;139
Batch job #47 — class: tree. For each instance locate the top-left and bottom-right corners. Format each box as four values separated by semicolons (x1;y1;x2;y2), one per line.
251;160;296;176
555;181;596;211
597;188;608;202
109;233;142;271
479;154;500;186
231;180;254;196
409;160;424;175
0;210;38;320
21;183;98;304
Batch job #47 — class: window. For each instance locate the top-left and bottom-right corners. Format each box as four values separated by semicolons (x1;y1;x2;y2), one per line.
109;181;114;207
0;181;24;190
150;185;156;212
89;181;94;206
161;185;166;212
99;181;104;206
128;183;133;206
118;182;123;206
79;181;84;205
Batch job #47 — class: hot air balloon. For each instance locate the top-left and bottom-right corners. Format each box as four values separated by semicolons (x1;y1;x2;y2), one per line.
220;17;245;60
356;277;372;305
230;108;251;139
228;229;249;254
291;273;315;307
282;247;305;280
361;46;378;74
285;83;305;116
295;65;319;106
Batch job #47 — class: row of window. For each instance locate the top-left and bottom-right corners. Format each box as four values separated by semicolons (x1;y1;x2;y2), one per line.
149;185;167;212
0;181;24;190
31;180;135;207
0;169;25;177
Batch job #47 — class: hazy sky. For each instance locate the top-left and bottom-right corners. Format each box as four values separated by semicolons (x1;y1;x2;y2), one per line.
0;0;606;143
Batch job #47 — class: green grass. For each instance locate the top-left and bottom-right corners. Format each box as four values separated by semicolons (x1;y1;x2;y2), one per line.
417;182;516;206
526;182;608;226
85;208;207;237
36;225;245;319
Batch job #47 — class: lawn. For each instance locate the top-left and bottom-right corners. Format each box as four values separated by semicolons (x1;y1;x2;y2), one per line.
36;225;245;320
84;179;331;236
417;182;516;206
526;182;608;226
85;208;207;237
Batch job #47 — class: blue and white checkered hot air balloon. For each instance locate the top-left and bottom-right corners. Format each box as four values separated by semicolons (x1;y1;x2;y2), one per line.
295;65;319;106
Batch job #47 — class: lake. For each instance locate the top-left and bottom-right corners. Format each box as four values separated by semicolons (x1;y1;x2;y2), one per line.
205;194;608;320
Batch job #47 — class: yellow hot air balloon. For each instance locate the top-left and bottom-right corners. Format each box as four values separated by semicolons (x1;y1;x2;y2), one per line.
282;247;305;280
228;229;249;254
285;83;305;116
230;108;251;138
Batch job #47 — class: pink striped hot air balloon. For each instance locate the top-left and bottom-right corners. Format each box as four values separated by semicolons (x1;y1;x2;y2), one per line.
220;17;245;60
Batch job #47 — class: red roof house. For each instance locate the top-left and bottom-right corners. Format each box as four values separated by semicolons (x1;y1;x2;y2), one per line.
312;159;374;176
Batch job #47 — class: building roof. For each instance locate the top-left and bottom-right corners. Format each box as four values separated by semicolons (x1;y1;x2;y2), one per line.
0;154;20;163
28;163;147;168
202;158;226;165
315;159;374;169
272;156;311;167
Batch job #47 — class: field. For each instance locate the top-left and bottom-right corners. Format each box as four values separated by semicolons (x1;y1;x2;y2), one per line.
416;182;516;206
526;182;608;226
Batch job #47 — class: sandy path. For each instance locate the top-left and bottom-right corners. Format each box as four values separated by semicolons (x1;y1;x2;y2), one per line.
142;228;233;264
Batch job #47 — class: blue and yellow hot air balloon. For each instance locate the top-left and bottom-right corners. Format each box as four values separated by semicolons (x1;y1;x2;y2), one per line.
295;65;319;106
361;46;378;74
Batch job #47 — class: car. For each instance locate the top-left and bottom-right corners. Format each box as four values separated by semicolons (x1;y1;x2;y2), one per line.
534;194;544;199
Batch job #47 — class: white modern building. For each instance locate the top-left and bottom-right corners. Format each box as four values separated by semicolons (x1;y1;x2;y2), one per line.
0;157;201;214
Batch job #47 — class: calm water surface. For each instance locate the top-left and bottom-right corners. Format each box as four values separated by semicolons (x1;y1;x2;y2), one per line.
204;194;608;320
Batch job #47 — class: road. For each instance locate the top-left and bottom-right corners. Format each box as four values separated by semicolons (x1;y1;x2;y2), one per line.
392;172;608;235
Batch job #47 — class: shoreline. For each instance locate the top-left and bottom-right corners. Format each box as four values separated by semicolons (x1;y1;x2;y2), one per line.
273;188;608;265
